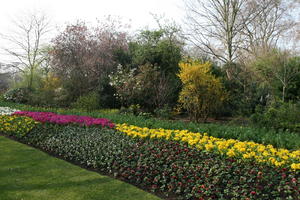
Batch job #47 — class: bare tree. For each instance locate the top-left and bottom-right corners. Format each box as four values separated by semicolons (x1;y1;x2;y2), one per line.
184;0;299;62
0;11;51;89
51;19;129;100
183;0;252;64
240;0;299;55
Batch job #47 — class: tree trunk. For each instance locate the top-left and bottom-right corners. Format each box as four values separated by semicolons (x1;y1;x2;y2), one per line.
282;85;286;102
29;65;34;89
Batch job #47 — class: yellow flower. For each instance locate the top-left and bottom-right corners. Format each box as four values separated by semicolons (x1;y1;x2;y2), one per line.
291;163;300;170
115;123;300;171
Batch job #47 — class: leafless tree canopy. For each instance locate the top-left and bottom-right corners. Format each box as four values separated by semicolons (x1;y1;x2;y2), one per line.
184;0;299;63
184;0;249;63
241;0;298;55
0;11;51;88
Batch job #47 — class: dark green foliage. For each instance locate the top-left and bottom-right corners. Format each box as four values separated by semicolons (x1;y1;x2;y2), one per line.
280;56;300;101
3;88;32;103
119;104;142;116
154;105;173;119
251;101;300;132
18;125;300;200
126;29;183;109
27;89;57;107
98;79;120;109
71;92;100;111
130;30;182;75
219;63;268;117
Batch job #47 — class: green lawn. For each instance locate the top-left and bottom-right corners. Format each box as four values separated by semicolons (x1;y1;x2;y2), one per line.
0;136;160;200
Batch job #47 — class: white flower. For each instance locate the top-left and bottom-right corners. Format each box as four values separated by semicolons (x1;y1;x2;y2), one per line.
0;107;20;115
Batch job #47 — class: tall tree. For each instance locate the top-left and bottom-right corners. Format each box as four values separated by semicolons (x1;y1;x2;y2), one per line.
183;0;299;61
184;0;250;64
0;11;51;89
51;19;128;103
240;0;299;55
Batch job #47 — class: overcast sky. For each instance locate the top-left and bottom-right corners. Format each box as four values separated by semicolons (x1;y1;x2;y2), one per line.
0;0;185;32
0;0;185;63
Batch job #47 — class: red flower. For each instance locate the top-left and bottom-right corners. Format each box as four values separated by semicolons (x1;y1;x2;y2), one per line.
250;191;256;195
151;184;158;189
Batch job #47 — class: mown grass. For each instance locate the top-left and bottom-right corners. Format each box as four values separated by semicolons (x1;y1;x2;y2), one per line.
1;101;299;150
0;135;160;200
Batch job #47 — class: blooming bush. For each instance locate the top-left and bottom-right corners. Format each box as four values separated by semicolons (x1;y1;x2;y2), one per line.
116;124;300;171
13;111;114;128
3;88;31;103
19;125;299;199
178;61;227;122
0;107;20;115
0;115;39;137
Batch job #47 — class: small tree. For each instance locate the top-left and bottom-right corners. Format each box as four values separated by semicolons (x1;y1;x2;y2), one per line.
178;61;227;122
51;19;129;104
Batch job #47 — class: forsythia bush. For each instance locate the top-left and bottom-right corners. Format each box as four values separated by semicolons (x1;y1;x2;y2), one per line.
116;124;300;171
178;61;226;122
0;115;39;137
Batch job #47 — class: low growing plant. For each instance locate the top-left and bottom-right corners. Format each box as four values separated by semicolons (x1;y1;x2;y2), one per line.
16;124;300;199
0;115;39;137
13;111;114;128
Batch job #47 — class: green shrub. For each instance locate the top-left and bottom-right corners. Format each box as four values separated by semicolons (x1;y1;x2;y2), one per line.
137;111;152;119
251;101;300;132
154;105;173;119
3;88;32;103
71;92;100;111
0;94;5;102
119;104;141;115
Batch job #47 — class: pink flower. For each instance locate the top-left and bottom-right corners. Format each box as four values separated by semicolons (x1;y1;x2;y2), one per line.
13;111;114;128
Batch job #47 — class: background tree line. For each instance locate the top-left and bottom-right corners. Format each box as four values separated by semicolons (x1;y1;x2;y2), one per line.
1;0;300;132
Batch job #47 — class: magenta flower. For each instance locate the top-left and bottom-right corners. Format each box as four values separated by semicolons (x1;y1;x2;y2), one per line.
13;111;115;128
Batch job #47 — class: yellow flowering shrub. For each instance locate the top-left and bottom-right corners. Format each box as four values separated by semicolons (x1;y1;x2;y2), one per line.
178;61;227;122
0;115;39;137
116;123;300;171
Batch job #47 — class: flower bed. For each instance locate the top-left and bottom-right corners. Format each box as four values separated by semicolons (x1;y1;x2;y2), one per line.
19;124;300;199
1;108;300;199
13;111;115;128
0;107;19;115
116;124;300;171
0;115;39;137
